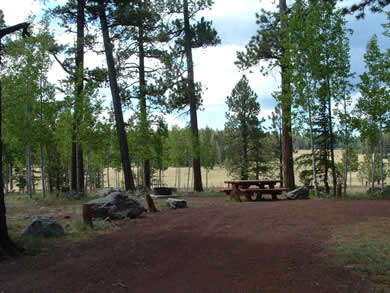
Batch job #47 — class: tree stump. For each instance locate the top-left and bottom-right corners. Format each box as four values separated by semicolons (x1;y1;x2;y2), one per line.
82;203;93;227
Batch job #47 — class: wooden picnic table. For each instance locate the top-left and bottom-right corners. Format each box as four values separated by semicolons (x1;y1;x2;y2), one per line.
221;180;288;202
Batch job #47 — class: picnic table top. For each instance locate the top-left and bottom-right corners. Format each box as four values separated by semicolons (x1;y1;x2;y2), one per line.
224;179;281;184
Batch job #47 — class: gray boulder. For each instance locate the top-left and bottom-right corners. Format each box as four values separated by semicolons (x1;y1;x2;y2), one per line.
86;192;146;220
22;216;64;238
287;187;310;200
95;187;121;198
167;198;187;209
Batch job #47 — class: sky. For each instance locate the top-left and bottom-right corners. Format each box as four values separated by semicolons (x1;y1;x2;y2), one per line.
1;0;390;130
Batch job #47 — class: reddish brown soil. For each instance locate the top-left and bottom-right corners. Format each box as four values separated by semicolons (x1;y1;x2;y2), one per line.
1;198;390;293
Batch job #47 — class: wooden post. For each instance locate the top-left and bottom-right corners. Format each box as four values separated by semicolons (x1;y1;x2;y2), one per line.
82;203;93;227
146;194;158;213
336;183;342;199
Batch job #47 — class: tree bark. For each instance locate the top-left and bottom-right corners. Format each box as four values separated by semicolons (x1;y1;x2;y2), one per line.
97;0;135;191
183;0;203;192
25;75;33;199
0;34;25;258
380;122;384;195
371;143;375;192
138;22;151;189
327;78;337;196
343;96;349;197
280;0;295;191
39;77;46;198
308;103;319;196
242;123;249;180
279;125;283;187
72;0;86;194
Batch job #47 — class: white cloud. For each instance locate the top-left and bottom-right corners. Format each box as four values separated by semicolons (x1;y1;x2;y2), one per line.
193;45;280;109
2;0;44;24
200;0;275;18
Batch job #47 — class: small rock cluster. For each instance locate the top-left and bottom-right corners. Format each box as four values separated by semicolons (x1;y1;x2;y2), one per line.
166;198;187;209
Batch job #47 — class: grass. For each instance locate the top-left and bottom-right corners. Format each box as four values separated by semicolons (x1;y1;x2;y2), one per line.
5;192;126;256
327;217;390;288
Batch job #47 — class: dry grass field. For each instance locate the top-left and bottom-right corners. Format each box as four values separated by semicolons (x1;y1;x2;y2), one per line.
100;149;372;192
24;149;380;194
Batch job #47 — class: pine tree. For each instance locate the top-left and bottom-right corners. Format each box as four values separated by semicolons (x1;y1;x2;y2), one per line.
0;19;30;258
224;75;265;180
236;1;295;190
356;35;390;194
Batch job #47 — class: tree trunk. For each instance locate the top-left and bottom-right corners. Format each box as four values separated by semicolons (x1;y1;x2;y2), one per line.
107;165;110;187
0;36;24;258
25;76;33;199
349;169;352;191
308;103;319;196
327;78;337;196
71;0;86;195
39;144;46;197
279;126;283;187
343;96;349;197
39;77;46;198
9;164;13;191
343;145;348;196
187;166;191;191
324;151;330;195
206;168;208;190
380;122;384;195
183;0;203;192
371;143;375;192
85;151;90;192
242;124;249;180
138;14;151;190
5;165;9;195
97;0;135;191
280;0;295;191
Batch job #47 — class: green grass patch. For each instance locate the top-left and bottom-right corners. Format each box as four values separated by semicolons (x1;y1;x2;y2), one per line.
5;192;125;256
327;217;390;287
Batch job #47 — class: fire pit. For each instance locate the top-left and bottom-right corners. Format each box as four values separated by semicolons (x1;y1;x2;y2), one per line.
152;187;173;196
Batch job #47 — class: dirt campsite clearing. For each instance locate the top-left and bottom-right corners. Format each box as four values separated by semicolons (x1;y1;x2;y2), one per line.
1;196;390;293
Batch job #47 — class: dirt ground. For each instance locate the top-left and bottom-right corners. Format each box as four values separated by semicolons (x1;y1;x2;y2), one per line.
1;197;390;293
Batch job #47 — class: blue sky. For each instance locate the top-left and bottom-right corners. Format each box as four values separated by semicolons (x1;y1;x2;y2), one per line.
2;0;390;130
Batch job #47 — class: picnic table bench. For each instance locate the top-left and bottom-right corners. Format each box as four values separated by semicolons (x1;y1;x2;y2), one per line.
220;180;288;202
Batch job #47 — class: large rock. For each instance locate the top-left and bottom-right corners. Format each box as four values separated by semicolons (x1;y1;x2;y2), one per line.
22;216;64;238
287;187;310;200
167;198;187;209
86;192;146;220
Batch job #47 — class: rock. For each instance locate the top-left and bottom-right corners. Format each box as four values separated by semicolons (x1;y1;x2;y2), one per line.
287;187;310;200
95;187;121;198
86;192;146;220
22;216;64;238
167;198;187;209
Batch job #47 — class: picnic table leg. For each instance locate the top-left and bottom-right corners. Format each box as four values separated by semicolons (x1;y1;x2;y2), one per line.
272;194;278;200
244;192;253;201
255;192;263;201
